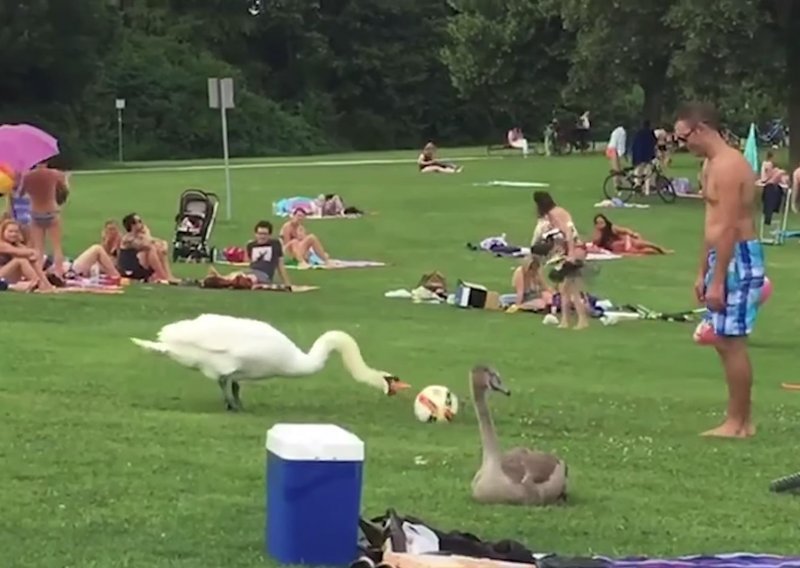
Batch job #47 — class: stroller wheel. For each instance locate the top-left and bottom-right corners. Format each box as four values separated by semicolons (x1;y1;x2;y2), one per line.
208;247;217;263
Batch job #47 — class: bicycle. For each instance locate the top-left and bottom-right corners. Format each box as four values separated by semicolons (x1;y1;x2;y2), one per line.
602;162;676;204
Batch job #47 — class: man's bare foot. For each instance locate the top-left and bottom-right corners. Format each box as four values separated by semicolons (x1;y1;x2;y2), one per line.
557;321;570;329
700;422;748;438
743;423;756;437
298;261;311;269
574;321;589;330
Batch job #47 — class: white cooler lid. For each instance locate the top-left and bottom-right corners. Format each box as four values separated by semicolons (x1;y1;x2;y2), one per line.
266;423;365;461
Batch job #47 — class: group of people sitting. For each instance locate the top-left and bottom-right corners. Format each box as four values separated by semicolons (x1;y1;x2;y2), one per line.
0;202;338;292
497;192;669;325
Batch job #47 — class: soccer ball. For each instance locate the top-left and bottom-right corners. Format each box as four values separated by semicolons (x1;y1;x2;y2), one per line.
413;385;458;423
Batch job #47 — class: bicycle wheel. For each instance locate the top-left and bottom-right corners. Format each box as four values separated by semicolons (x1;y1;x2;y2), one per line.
602;172;635;202
655;175;676;203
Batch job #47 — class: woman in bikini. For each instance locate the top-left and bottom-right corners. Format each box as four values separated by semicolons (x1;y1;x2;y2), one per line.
591;214;669;255
0;219;54;292
531;191;590;329
501;255;554;312
417;142;462;173
279;209;332;267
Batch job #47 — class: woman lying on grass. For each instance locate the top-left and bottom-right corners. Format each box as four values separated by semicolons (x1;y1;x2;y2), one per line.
500;255;554;312
591;214;671;255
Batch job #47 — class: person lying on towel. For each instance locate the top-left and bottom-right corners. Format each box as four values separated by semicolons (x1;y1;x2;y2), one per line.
499;255;554;311
591;214;669;255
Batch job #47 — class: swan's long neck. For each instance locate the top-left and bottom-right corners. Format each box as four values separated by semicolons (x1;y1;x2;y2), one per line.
472;383;503;469
300;331;386;391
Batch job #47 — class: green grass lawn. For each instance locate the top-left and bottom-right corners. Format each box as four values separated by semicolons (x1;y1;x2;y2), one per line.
2;150;800;567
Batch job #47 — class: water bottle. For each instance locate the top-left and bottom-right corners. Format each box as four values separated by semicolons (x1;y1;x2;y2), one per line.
90;263;101;285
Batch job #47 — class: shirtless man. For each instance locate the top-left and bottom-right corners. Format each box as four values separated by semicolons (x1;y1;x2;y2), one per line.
792;164;800;213
279;210;332;268
674;102;765;439
21;163;70;276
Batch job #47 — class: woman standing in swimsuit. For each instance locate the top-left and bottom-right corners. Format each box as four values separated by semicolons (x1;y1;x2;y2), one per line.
532;191;590;329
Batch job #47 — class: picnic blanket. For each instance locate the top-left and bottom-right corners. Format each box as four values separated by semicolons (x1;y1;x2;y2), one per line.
599;554;800;568
289;259;385;270
468;236;622;261
216;259;385;270
595;199;650;209
473;180;550;188
59;279;125;294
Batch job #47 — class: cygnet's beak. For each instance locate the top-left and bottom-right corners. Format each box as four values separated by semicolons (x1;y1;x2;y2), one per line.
385;376;411;396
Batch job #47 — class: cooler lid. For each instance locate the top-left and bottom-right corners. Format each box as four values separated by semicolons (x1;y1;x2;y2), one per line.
266;423;365;461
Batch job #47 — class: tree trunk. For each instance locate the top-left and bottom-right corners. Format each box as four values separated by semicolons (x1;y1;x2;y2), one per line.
787;0;800;166
642;83;664;125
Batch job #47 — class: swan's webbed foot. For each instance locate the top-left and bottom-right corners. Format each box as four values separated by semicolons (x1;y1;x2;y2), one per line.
217;377;239;412
231;380;244;411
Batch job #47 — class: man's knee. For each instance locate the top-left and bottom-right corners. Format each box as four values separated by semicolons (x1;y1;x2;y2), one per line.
714;335;748;354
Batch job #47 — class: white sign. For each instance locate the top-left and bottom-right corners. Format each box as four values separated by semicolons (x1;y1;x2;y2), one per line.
208;78;235;110
115;98;126;110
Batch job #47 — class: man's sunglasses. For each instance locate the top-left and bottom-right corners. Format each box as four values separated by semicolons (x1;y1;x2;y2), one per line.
676;126;697;144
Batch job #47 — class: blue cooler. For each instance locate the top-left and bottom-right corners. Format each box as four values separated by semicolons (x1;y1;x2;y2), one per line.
265;423;364;566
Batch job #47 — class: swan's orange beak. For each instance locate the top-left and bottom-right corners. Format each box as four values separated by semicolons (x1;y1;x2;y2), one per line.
386;377;411;396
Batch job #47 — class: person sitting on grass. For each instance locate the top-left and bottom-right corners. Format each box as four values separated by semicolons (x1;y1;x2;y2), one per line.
118;213;179;283
500;255;554;312
591;214;670;255
417;142;462;173
243;220;291;285
101;220;122;259
63;244;121;280
279;209;332;268
0;219;54;292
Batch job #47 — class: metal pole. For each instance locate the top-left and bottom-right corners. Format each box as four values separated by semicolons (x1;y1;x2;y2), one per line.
220;104;232;220
117;109;124;163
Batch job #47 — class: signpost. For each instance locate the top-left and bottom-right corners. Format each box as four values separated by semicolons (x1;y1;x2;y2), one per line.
115;98;126;163
208;77;235;220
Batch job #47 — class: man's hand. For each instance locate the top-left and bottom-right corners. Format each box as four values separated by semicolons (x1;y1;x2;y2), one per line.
694;273;706;304
705;280;725;312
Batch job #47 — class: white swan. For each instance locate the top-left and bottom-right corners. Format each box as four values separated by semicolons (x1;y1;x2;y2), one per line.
130;313;410;411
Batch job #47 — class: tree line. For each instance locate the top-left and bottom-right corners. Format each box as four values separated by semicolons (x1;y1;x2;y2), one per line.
0;0;796;166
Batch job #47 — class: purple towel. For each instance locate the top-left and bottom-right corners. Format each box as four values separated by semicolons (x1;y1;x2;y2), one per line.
600;553;800;568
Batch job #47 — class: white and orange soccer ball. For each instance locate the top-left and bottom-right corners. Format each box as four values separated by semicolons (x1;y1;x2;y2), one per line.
413;385;459;423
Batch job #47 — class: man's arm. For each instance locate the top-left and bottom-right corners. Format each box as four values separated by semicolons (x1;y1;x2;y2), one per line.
708;167;742;286
121;233;150;251
277;258;292;287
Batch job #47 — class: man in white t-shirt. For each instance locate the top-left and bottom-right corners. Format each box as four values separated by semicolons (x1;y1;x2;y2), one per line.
605;125;626;173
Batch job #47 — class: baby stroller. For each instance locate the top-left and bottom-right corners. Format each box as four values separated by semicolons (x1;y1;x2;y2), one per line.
172;189;219;263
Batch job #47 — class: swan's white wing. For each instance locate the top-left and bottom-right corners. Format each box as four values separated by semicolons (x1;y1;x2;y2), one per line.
157;314;306;378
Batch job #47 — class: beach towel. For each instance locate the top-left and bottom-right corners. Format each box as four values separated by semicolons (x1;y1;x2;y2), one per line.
57;280;124;294
586;251;622;261
474;180;550;188
273;196;315;217
288;259;386;270
600;553;800;568
594;199;650;209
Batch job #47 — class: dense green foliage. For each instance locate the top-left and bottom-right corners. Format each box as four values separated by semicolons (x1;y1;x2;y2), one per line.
1;0;798;164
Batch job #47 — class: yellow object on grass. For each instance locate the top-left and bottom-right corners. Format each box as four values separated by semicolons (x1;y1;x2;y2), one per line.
0;163;15;196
